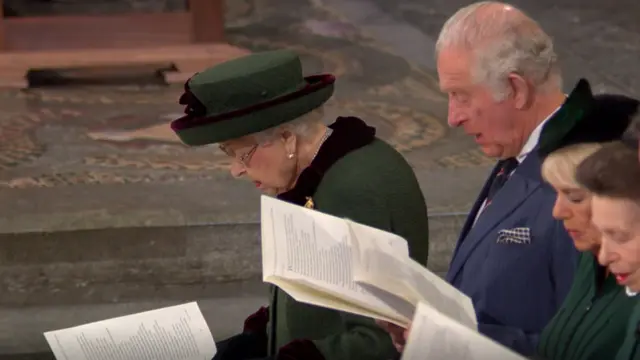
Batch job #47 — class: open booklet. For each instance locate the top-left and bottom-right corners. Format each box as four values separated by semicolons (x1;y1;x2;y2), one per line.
261;195;527;358
260;194;476;329
44;302;216;360
401;302;526;360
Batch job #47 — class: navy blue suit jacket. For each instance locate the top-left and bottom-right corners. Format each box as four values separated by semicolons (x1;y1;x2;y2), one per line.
446;151;579;356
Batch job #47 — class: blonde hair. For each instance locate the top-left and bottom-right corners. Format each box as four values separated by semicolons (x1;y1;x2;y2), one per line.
541;143;604;188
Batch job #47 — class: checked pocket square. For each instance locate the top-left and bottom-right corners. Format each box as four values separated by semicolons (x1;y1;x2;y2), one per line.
497;227;531;244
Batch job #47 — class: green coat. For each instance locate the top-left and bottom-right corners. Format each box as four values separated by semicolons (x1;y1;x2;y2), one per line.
537;252;636;360
617;299;640;360
267;118;430;360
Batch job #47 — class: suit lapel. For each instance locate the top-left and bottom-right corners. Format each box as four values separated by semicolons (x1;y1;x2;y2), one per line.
447;154;543;283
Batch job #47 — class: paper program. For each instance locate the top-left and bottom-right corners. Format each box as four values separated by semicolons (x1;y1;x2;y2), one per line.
401;302;526;360
44;302;215;360
261;195;410;323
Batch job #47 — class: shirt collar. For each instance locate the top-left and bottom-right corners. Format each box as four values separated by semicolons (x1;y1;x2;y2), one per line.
627;287;638;297
516;104;562;163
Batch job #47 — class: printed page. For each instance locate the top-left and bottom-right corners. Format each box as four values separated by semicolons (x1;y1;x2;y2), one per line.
401;302;526;360
349;221;477;330
346;220;417;323
44;302;215;360
260;195;410;325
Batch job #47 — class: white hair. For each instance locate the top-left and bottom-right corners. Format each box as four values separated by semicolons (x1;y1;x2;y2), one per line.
628;111;640;138
252;107;326;143
436;1;562;100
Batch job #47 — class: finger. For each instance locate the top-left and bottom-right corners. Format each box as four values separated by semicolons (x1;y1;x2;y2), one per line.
375;319;388;328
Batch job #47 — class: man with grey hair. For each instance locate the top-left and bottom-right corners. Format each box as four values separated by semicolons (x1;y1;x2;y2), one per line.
437;0;583;355
380;1;583;356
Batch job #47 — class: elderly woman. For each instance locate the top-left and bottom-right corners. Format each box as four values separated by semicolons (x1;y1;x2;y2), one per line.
170;49;430;360
576;134;640;360
535;93;639;360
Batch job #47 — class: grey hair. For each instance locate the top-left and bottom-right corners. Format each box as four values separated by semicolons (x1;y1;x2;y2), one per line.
436;1;562;100
252;107;326;143
622;111;640;147
629;111;640;138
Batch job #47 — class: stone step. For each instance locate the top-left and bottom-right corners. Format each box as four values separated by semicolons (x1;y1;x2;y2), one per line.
0;212;465;307
0;280;268;356
0;213;464;356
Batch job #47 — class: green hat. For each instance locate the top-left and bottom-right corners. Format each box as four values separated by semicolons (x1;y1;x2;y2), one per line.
171;49;336;146
537;78;640;158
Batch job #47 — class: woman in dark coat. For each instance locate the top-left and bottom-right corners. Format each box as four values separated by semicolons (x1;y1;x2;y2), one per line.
535;92;639;360
575;132;640;360
170;49;430;360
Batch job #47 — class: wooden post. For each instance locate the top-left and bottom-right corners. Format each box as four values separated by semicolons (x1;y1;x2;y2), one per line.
0;0;6;51
189;0;225;43
0;0;247;88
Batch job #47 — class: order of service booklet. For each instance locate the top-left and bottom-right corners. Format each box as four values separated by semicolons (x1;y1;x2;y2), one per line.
44;302;216;360
261;195;526;359
401;301;526;360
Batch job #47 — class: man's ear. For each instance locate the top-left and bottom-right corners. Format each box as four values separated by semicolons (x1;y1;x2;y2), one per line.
508;73;533;110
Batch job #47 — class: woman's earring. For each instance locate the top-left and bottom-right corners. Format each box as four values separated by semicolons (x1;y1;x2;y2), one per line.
287;153;295;159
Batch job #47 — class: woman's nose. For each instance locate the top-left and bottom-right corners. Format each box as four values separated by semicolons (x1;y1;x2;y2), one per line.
229;161;246;178
551;199;569;220
597;241;614;267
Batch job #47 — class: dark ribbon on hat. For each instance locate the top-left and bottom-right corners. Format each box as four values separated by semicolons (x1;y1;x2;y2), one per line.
171;74;336;132
178;77;208;118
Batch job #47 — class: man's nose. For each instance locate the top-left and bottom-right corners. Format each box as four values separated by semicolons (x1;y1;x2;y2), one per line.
229;161;246;178
447;105;465;128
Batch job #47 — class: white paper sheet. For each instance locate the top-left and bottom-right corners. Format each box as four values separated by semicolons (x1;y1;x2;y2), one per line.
44;302;216;360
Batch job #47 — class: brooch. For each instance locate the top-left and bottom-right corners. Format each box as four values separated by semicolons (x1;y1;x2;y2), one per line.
304;197;315;209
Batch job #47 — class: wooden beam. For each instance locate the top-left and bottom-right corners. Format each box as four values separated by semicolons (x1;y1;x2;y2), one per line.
2;13;192;52
0;0;6;51
0;44;248;70
190;0;225;43
0;0;241;88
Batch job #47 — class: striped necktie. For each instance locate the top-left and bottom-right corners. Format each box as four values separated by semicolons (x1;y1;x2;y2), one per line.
485;157;518;205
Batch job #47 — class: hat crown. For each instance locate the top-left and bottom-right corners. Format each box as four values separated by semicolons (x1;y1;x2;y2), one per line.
188;49;307;116
537;78;640;158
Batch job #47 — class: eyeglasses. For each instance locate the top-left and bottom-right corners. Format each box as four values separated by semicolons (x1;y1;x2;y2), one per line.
219;144;258;166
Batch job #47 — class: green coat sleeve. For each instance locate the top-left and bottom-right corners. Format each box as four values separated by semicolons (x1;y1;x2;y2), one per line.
310;190;400;360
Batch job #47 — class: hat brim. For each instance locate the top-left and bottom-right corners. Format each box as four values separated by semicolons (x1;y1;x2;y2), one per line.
171;74;335;146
